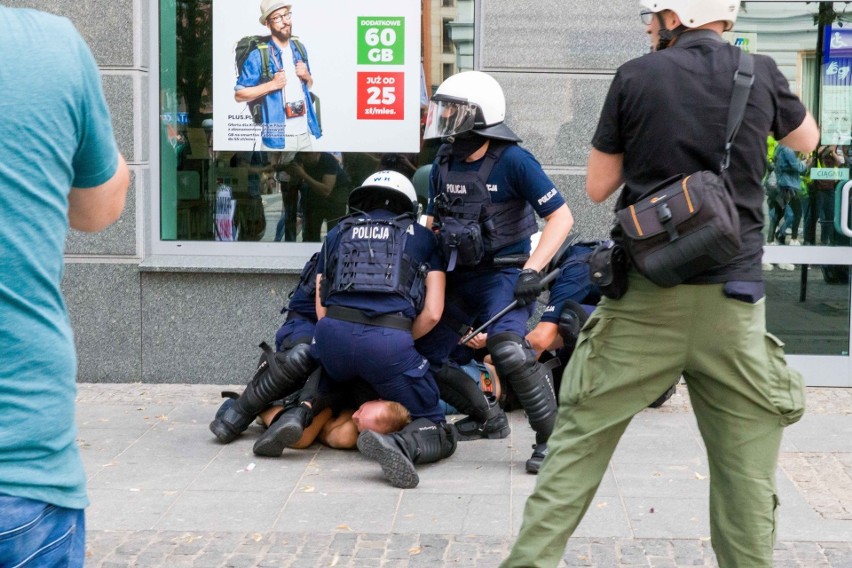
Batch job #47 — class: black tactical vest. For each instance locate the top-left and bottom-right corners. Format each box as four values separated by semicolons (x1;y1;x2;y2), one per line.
434;142;538;270
323;213;427;312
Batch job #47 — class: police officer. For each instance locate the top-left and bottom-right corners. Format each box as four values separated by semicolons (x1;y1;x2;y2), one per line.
421;70;574;473
313;170;456;489
208;253;320;444
527;243;601;360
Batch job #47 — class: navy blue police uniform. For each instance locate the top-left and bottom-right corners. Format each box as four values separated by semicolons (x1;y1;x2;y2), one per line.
427;142;565;335
209;253;320;444
423;140;567;472
539;244;601;326
274;252;319;352
312;209;445;423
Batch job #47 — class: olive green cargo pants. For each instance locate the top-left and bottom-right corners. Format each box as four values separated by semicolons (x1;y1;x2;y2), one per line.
503;271;805;568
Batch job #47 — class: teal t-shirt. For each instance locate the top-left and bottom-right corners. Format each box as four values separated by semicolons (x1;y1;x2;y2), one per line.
0;7;119;510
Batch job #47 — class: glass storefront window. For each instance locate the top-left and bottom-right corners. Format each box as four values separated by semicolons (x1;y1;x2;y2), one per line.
158;0;475;246
765;263;850;355
732;2;851;249
734;3;852;358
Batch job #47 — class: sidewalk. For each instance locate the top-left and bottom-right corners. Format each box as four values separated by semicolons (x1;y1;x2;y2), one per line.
77;384;852;567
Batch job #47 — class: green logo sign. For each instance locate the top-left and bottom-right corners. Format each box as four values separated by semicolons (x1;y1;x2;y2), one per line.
358;17;405;65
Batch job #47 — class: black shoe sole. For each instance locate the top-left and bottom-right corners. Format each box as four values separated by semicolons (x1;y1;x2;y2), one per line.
253;420;304;457
357;431;419;489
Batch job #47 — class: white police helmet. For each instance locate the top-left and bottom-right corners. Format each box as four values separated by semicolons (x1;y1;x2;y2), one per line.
423;71;521;142
349;170;419;216
641;0;740;31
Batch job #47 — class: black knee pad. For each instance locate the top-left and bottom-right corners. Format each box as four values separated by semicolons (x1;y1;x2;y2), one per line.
557;300;589;351
240;342;316;412
487;333;557;439
435;363;490;419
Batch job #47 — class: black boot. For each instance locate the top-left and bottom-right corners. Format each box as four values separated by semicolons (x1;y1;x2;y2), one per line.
357;418;457;488
454;395;510;441
434;363;510;441
253;403;313;457
209;342;316;444
525;432;549;474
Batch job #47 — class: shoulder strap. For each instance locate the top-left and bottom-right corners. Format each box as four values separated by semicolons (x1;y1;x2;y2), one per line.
476;142;511;183
257;43;271;82
721;51;754;172
291;38;307;62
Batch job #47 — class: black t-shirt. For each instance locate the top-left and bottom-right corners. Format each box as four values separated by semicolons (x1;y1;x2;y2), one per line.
302;152;351;209
592;30;807;282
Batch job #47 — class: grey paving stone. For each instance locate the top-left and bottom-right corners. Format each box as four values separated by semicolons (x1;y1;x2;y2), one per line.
78;383;852;567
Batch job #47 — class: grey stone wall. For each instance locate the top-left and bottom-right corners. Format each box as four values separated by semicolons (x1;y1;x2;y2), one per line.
479;0;647;240
14;0;650;383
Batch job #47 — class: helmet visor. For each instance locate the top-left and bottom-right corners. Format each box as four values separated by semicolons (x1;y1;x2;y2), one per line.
423;96;479;140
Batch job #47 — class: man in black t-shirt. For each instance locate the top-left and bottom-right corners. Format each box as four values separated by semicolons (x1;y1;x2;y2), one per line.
284;152;351;241
505;2;819;567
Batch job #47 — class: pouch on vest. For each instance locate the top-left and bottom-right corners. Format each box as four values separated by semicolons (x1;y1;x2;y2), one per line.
437;216;484;271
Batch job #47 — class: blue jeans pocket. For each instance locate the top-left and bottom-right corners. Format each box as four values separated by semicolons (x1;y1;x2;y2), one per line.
0;494;84;568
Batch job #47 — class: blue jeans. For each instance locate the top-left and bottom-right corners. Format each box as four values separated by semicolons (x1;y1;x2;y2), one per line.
0;494;85;567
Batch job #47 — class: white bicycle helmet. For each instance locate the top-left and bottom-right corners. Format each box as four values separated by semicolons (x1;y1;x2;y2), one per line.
348;170;419;216
640;0;740;31
423;71;521;142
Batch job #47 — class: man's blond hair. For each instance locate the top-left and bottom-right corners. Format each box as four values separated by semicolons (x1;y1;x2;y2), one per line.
380;401;412;433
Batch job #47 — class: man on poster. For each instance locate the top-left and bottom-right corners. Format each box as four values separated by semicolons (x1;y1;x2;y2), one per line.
235;0;322;157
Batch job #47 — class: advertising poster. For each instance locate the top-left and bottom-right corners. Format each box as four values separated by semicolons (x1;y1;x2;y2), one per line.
212;0;421;153
821;25;852;146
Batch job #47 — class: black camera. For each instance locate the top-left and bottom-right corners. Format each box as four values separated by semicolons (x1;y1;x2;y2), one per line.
285;100;306;118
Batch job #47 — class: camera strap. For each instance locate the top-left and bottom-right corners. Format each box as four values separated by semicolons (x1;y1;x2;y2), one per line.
720;51;754;172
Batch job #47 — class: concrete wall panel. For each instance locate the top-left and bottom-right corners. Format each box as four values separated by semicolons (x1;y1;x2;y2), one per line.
140;273;300;384
63;263;142;382
4;0;135;67
496;73;614;167
480;0;645;71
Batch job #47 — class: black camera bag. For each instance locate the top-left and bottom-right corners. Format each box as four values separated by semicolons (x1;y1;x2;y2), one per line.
614;51;754;288
616;172;740;287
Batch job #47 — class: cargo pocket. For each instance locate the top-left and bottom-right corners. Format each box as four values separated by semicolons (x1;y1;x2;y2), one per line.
560;315;613;406
765;333;806;426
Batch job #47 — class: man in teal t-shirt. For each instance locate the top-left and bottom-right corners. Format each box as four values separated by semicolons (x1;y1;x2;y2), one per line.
0;6;129;566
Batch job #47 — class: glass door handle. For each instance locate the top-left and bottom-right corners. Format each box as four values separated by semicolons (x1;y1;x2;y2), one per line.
837;180;852;238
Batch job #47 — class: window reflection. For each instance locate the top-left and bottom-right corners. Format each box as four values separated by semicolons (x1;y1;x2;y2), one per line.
161;0;475;242
765;263;850;355
733;2;851;249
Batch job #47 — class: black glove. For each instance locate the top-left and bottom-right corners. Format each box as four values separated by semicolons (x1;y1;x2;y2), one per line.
513;269;544;307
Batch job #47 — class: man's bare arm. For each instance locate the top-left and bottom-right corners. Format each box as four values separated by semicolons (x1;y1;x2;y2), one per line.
234;71;286;103
777;111;819;154
412;270;445;340
586;148;624;203
68;154;130;233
